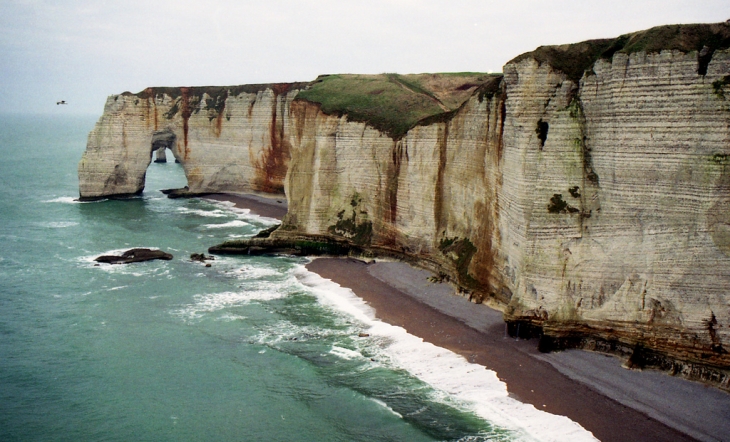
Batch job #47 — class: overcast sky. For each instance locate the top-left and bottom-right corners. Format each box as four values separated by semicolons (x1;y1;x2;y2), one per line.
1;0;728;115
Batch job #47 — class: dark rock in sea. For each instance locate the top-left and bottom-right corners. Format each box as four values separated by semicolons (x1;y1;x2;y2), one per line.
358;333;370;337
95;248;173;264
160;186;207;199
190;253;215;262
253;224;280;238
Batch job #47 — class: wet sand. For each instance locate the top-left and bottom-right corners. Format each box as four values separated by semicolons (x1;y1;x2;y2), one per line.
305;257;730;442
202;193;288;220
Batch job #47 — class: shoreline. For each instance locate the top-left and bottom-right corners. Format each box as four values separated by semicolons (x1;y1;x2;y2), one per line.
201;192;288;220
204;192;728;441
305;257;718;442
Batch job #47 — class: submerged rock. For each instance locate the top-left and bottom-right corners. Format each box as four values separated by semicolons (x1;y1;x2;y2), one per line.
190;253;215;262
95;248;173;264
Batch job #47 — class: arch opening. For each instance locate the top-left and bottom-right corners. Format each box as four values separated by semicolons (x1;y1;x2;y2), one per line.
145;129;187;193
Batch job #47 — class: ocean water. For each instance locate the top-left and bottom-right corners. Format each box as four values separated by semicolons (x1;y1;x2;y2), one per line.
0;115;594;442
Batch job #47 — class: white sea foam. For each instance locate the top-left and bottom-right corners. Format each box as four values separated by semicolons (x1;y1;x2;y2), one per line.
40;221;79;228
177;289;288;320
369;397;403;418
106;286;128;291
294;265;598;442
217;313;247;322
176;207;230;218
229;263;281;279
42;196;102;204
203;220;250;229
255;320;342;347
330;345;363;360
204;199;281;225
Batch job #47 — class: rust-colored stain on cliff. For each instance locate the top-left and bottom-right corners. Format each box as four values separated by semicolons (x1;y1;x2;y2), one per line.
472;94;506;301
215;107;224;137
143;94;159;132
153;97;158;131
253;85;294;194
181;87;191;160
433;123;449;234
388;142;403;225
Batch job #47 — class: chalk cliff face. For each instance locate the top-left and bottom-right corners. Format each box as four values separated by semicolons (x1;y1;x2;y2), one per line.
82;22;730;386
283;82;506;295
497;48;730;379
78;84;305;200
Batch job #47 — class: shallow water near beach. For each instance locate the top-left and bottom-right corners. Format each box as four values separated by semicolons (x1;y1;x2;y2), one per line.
0;115;592;441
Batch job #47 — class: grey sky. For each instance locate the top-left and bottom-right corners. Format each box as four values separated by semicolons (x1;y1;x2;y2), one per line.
1;0;728;115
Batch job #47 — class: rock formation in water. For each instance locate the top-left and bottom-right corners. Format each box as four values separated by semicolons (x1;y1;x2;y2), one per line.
78;83;307;200
95;248;173;264
154;147;168;163
81;22;730;388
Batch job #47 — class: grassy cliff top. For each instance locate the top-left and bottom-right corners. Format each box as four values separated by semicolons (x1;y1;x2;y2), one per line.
510;21;730;82
295;73;502;139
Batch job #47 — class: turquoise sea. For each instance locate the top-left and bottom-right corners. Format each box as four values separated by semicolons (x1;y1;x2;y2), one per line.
0;115;590;441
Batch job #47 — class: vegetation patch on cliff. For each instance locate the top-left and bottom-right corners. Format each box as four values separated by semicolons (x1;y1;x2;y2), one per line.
328;195;373;246
547;193;580;214
712;75;730;99
295;73;500;139
439;237;479;290
510;21;730;82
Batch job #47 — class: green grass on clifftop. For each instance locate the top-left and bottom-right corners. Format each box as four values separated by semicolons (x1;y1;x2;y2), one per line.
295;73;501;139
511;21;730;82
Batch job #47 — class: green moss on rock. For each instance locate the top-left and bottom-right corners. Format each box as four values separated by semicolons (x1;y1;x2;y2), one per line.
439;237;479;290
328;202;373;246
713;75;730;99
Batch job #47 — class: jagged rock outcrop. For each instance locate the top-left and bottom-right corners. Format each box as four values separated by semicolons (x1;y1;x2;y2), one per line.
84;22;730;387
78;83;306;200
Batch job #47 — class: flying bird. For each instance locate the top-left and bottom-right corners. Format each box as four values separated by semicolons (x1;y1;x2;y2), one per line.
56;100;67;105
